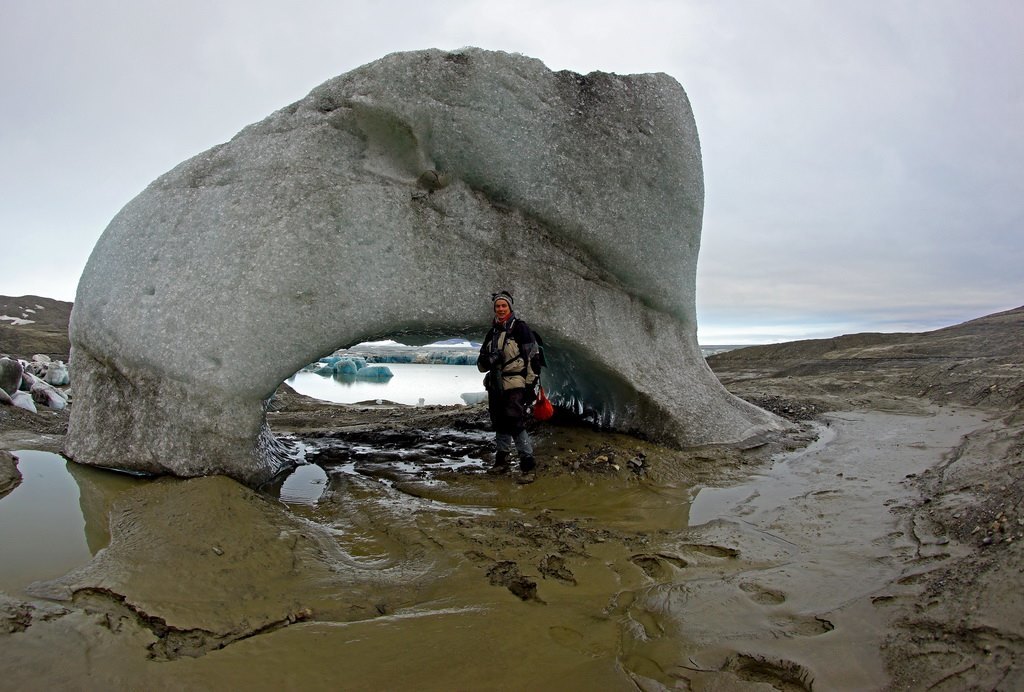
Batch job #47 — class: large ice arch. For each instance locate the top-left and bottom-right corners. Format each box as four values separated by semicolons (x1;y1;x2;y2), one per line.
65;48;783;485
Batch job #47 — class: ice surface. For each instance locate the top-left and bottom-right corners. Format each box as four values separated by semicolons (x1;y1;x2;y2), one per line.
334;359;361;375
66;47;782;484
355;365;394;380
43;362;70;386
311;356;369;376
11;390;37;413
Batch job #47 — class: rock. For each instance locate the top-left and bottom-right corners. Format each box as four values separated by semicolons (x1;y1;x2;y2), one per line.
0;387;11;406
0;450;21;498
486;560;540;602
416;169;449;191
26;356;50;377
0;357;22;395
19;370;38;391
66;47;783;485
0;594;34;634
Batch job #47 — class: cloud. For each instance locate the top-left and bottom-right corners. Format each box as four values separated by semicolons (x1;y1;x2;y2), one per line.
1;1;1020;342
687;1;1024;337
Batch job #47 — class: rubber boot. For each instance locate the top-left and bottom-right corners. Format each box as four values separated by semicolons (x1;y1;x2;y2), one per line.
519;455;536;474
489;451;511;474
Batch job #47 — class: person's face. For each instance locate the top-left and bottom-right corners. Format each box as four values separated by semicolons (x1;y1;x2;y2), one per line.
494;299;511;320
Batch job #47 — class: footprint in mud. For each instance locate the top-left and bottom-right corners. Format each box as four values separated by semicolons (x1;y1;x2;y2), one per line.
736;583;833;637
772;615;834;637
896;571;929;586
739;581;786;605
725;653;814;691
679;543;740;559
629;553;689;580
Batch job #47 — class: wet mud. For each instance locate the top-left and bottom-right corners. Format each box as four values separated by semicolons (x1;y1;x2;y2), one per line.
3;387;1018;689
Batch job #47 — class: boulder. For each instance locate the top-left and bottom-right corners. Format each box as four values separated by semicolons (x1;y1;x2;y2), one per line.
0;357;22;395
66;48;783;484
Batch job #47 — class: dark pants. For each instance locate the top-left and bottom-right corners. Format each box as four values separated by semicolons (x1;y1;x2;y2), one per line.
487;387;533;456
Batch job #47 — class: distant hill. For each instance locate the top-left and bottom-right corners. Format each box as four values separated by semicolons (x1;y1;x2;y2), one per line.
708;306;1024;368
0;295;73;360
708;305;1024;410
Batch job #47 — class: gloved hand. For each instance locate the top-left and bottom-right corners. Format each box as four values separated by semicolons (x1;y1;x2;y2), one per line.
486;351;502;369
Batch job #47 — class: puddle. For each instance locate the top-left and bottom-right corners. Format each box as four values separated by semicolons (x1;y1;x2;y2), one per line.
277;463;328;506
0;451;91;595
0;450;145;596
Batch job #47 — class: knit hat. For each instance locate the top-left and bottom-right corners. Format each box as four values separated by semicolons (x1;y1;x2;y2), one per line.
491;290;514;307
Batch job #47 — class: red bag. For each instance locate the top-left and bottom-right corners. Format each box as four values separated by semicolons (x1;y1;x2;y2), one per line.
533;387;554;421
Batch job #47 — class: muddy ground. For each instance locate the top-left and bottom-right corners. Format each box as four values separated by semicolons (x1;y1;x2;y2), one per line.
0;306;1021;689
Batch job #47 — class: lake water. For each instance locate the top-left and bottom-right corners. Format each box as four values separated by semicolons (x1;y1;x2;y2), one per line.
287;363;484;406
286;346;744;407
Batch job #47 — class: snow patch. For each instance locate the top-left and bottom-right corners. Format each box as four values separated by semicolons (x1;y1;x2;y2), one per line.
0;315;35;326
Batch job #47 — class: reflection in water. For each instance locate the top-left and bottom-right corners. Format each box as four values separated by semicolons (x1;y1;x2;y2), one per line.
277;463;328;506
0;451;87;595
287;363;483;406
0;453;76;593
65;456;150;554
0;450;147;596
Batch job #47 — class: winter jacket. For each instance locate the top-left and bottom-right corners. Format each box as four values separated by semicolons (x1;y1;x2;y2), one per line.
477;316;540;392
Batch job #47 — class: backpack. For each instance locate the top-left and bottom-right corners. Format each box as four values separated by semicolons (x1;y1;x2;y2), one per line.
530;329;547;376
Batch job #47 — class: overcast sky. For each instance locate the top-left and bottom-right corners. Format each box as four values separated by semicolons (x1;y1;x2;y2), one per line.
2;1;1021;343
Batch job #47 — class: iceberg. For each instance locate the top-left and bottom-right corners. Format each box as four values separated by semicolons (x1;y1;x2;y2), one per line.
65;47;783;485
334;359;361;375
355;365;394;381
44;361;70;387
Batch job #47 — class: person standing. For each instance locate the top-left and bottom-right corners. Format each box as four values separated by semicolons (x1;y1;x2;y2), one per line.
477;290;541;476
